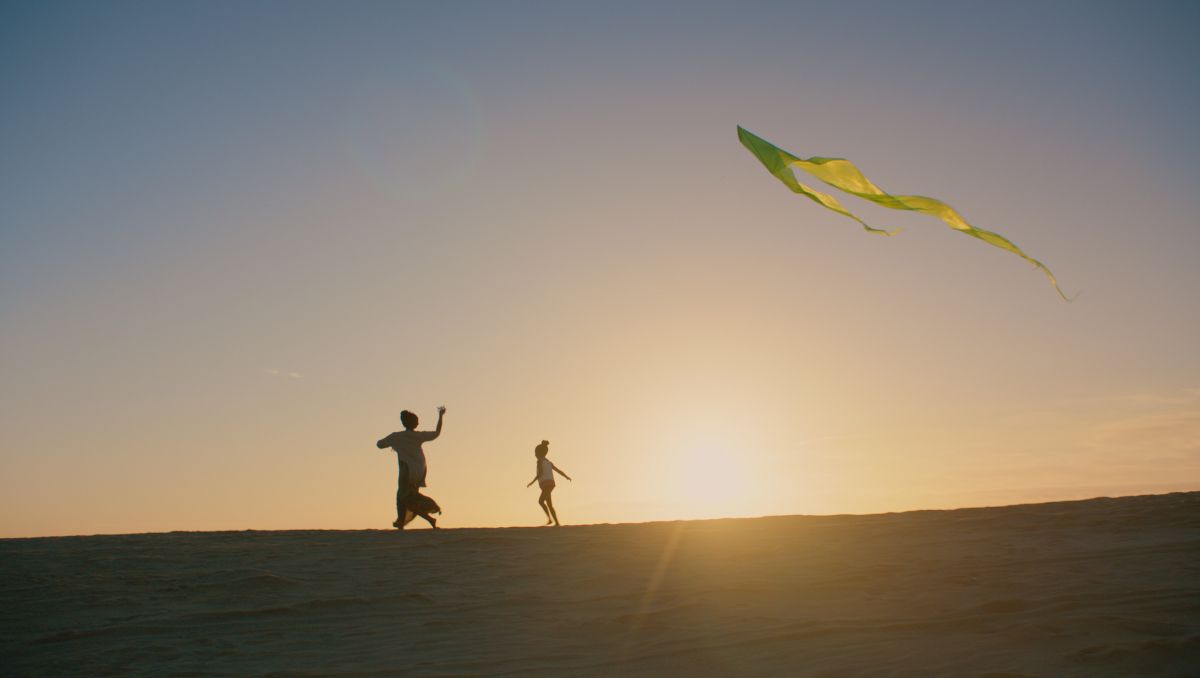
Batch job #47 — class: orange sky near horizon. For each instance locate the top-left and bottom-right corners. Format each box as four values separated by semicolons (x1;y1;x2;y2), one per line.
2;1;1198;538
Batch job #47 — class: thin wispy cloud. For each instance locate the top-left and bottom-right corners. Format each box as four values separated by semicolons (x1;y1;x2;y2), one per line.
264;368;302;379
1087;388;1200;463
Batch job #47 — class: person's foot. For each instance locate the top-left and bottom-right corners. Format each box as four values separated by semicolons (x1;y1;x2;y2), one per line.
427;518;438;529
393;518;405;529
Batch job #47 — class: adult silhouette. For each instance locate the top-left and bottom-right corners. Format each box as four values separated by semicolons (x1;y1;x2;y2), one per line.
377;406;445;529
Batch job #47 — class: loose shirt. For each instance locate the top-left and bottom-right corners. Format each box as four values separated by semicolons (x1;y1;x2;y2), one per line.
380;430;439;487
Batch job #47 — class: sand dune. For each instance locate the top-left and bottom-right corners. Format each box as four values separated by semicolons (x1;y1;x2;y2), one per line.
2;492;1198;676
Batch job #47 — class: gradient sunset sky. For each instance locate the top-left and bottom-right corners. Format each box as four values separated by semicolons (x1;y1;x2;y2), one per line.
2;1;1198;537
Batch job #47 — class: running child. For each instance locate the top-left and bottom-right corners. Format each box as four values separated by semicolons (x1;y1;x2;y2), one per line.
526;440;571;526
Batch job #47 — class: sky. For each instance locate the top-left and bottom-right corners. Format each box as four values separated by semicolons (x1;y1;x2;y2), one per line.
2;0;1198;538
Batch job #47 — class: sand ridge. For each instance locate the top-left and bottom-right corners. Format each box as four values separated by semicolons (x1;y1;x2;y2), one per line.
2;492;1198;676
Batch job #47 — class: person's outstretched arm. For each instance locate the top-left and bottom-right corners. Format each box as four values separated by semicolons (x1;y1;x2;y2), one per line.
376;433;393;449
553;464;572;481
526;475;539;488
422;406;446;441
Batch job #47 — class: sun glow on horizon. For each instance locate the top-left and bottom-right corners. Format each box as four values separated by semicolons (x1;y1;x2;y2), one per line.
652;420;765;521
2;2;1199;538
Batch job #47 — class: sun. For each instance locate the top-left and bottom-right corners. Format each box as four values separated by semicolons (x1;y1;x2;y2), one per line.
664;441;750;520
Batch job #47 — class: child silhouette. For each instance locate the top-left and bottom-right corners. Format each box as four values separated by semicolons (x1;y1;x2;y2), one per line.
526;440;571;526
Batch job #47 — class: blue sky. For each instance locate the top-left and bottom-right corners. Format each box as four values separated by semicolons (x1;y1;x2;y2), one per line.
2;1;1198;536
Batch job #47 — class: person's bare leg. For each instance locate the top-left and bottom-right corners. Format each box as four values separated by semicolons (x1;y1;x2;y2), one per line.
415;510;438;529
538;490;553;525
545;492;560;526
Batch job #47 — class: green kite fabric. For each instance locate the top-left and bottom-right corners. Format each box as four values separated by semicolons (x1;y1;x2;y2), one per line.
737;126;1070;300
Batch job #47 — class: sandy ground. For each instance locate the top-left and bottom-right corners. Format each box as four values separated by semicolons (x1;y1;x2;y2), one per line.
2;492;1198;677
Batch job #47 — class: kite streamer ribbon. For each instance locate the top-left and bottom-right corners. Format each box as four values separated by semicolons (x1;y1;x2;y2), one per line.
737;126;1070;300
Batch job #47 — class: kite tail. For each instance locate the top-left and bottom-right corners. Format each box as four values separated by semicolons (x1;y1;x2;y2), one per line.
957;225;1075;301
737;125;1069;300
1031;258;1075;302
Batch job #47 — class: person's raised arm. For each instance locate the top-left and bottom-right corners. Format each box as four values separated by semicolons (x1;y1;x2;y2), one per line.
421;405;446;441
553;463;572;481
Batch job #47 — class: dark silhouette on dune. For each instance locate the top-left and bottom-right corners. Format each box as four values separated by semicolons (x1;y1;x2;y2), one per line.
377;406;445;529
526;440;571;526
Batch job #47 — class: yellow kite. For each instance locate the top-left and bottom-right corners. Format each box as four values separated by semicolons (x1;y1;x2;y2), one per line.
738;126;1070;300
